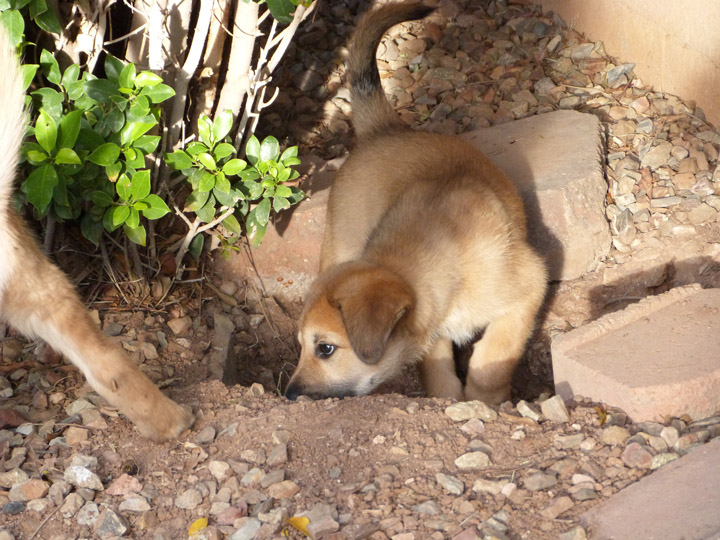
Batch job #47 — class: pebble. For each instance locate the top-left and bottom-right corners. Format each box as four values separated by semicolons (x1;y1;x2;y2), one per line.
516;400;541;421
0;531;14;540
266;443;288;467
435;473;464;495
76;501;100;526
601;425;631;445
650;452;679;469
64;465;104;490
559;526;588;540
168;316;192;335
413;500;441;516
523;472;558;491
555;433;585;449
454;451;491;470
194;426;217;444
472;478;506;495
445;401;498;422
306;514;340;538
94;508;129;537
60;493;84;517
0;469;29;489
8;479;49;502
106;474;142;496
119;495;151;513
2;502;25;515
230;518;262;540
540;395;570;422
540;496;574;519
267;480;299;499
460;418;485;436
175;488;203;509
621;442;654;469
208;460;231;481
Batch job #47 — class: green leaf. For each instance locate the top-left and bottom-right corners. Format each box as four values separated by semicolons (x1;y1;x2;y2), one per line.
166;150;193;170
283;156;301;167
186;142;209;157
81;213;103;245
133;135;160;154
259;136;280;162
58;110;81;149
198;115;213;147
213;142;236;161
104;55;125;83
116;174;132;201
40;49;61;85
126;206;140;229
54;148;81;165
123;223;147;246
222;214;242;236
139;83;175;103
215;172;230;193
273;196;291;212
197;152;216;170
188;234;204;260
84;78;119;102
184;190;209;212
105;161;122;182
130;170;151;199
87;143;121;166
119;62;137;90
0;10;24;47
265;0;296;24
26;149;48;162
212;110;234;142
198;172;215;192
34;5;61;34
21;64;38;92
223;158;247;175
275;184;292;198
213;186;241;207
120;120;156;146
138;194;170;219
280;145;298;162
31;87;64;118
62;64;80;86
196;195;217;223
110;204;130;228
246;208;268;247
89;190;114;208
134;71;163;88
254;198;271;226
22;164;58;215
245;135;260;165
35;111;57;154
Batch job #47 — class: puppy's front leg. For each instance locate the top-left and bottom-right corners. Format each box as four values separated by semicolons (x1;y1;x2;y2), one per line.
2;243;193;441
419;338;464;400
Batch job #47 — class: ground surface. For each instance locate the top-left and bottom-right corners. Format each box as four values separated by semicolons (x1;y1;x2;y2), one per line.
1;1;720;539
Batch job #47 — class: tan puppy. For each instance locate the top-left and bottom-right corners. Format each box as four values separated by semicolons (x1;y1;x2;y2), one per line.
285;1;547;404
0;28;193;441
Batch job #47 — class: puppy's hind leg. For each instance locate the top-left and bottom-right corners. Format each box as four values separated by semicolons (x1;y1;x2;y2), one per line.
419;338;464;400
2;231;194;441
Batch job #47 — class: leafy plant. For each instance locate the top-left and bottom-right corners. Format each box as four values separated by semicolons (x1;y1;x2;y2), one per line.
21;53;173;246
166;112;304;264
0;0;61;48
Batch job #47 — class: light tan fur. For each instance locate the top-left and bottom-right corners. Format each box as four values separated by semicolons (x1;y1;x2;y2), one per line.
285;1;547;404
0;27;193;441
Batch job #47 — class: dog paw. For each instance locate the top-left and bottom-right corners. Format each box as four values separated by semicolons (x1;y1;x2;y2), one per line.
132;397;195;442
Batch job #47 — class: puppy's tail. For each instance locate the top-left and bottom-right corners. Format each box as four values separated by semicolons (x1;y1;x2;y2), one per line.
0;25;27;211
347;1;434;139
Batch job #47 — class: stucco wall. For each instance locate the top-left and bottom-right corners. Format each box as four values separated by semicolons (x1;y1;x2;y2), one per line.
540;0;720;127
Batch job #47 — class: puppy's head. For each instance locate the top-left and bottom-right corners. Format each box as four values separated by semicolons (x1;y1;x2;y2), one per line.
286;262;416;400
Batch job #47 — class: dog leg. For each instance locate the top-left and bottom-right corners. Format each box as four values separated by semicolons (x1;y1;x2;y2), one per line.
419;338;464;400
2;235;194;441
464;304;539;405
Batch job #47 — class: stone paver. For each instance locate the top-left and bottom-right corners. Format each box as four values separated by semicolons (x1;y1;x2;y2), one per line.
223;111;608;297
552;284;720;422
580;438;720;540
465;110;609;281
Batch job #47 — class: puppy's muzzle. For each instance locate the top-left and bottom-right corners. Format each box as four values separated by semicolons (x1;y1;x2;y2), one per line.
284;380;357;401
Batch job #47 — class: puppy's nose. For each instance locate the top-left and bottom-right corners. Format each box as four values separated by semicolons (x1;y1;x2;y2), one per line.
284;381;302;401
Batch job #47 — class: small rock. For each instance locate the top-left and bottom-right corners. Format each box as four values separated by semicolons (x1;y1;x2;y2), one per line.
445;401;497;422
621;442;654;469
106;474;142;496
641;141;673;170
208;460;231;481
540;395;570;422
559;526;587;540
601;425;631;446
217;504;248;525
60;493;84;517
454;451;491;470
175;488;203;510
94;508;129;538
230;517;262;540
0;530;14;540
660;426;680;447
66;399;95;416
194;426;216;444
76;501;100;526
555;433;585;449
459;418;485;437
412;500;441;516
435;473;464;495
65;426;89;445
267;480;299;499
472;478;506;495
241;467;265;486
650;452;679;469
260;469;285;489
306;514;340;539
271;429;292;445
64;466;104;491
266;444;288;467
516;400;541;421
9;479;49;502
168;316;192;335
119;495;151;513
2;501;25;515
540;496;574;519
523;472;557;491
0;469;29;489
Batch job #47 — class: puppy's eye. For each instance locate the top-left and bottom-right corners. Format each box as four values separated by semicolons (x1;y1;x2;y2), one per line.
316;343;336;359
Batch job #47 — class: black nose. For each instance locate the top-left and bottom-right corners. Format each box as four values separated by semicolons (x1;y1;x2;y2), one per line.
284;381;302;401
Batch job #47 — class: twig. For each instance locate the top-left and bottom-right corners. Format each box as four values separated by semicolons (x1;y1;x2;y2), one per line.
43;215;56;254
104;22;148;46
29;504;61;540
99;239;130;305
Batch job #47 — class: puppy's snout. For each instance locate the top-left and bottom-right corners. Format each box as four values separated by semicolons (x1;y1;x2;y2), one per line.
284;381;303;401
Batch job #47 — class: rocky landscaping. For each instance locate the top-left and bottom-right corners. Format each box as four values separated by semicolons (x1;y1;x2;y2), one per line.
1;1;720;539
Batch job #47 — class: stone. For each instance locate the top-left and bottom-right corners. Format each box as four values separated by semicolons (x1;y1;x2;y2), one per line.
106;474;142;496
60;493;84;517
266;444;288;467
582;439;720;539
640;141;672;170
76;502;100;526
168;316;192;335
650;452;679;469
552;285;720;422
267;480;299;499
194;426;217;444
516;400;541;421
445;401;497;422
555;433;585;449
9;479;49;502
601;426;631;446
660;426;680;447
2;502;25;515
454;452;491;470
64;466;104;491
540;496;574;519
230;518;262;540
621;442;654;469
540;395;571;422
208;460;231;482
0;469;29;489
119;495;151;513
559;526;587;540
175;488;203;509
523;472;557;491
688;203;718;225
306;514;340;539
94;508;129;537
472;478;506;495
435;473;464;495
459;418;485;437
465;110;609;280
413;500;441;515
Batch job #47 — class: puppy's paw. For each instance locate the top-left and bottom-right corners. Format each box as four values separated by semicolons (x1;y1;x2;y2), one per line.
132;396;195;442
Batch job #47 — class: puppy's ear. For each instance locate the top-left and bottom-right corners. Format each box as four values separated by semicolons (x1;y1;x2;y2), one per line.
330;269;412;364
